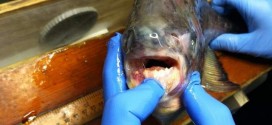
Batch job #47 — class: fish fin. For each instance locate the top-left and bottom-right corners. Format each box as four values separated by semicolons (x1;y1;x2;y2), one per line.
202;48;240;92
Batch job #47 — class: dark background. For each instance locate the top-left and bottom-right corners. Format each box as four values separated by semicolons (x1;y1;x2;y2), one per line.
234;71;272;124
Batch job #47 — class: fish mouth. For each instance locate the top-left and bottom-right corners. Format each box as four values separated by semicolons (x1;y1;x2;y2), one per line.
125;56;185;94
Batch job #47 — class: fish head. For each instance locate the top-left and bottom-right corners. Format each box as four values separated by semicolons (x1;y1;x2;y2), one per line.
122;17;203;105
121;0;241;120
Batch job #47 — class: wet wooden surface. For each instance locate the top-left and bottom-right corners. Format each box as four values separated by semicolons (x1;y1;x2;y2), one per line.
0;0;135;124
0;35;108;125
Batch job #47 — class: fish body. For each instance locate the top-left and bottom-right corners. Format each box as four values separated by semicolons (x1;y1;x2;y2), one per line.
122;0;242;121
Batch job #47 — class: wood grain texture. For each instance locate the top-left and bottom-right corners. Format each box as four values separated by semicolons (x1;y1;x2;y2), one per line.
0;0;48;14
0;0;134;124
0;34;112;124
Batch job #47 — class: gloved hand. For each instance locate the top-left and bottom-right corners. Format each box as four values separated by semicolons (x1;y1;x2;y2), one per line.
183;71;235;125
210;0;272;59
102;33;165;125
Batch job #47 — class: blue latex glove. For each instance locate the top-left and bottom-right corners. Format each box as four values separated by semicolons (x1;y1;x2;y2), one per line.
183;71;235;125
102;33;165;125
210;0;272;59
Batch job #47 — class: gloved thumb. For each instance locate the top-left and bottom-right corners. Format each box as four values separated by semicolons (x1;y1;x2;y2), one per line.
102;79;164;125
183;72;235;125
210;33;254;54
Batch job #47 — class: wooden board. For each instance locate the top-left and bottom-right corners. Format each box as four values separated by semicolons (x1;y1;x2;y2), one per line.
0;0;134;124
0;35;107;125
0;0;133;67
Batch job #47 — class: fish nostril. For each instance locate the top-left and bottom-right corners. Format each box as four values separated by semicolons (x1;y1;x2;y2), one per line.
171;33;178;38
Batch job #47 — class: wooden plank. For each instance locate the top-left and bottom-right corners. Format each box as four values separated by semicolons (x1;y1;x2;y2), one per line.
0;0;133;67
0;0;48;15
0;34;111;124
0;0;134;124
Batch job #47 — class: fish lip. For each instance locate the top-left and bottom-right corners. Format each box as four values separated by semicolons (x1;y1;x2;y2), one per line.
125;54;184;93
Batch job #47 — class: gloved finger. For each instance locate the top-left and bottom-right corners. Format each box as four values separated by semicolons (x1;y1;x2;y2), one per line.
183;71;235;125
210;33;254;53
211;5;225;15
211;0;264;19
211;2;234;15
211;0;247;14
210;32;272;58
102;79;164;125
103;33;126;102
211;0;242;7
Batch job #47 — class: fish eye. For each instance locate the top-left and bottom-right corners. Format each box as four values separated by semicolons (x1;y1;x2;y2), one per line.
190;33;197;47
148;32;163;47
191;39;196;46
149;33;158;38
190;33;197;56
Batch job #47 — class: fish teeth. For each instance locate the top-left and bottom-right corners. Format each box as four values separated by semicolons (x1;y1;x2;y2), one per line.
143;67;180;93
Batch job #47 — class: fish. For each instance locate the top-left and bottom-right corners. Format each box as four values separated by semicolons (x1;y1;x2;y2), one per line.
122;0;244;122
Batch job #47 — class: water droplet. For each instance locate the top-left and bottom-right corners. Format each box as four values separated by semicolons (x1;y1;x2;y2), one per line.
22;110;36;124
42;65;48;73
39;80;45;86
